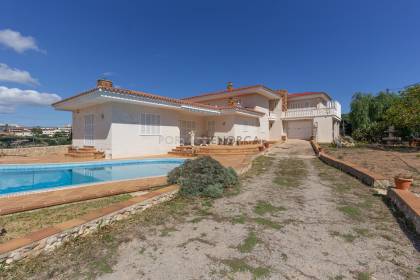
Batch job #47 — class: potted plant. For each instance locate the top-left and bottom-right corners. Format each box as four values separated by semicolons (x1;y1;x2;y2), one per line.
394;173;413;190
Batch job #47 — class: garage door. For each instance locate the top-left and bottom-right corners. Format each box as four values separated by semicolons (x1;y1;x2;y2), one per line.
286;120;313;139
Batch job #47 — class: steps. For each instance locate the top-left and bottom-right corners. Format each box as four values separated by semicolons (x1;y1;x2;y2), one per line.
65;146;105;159
168;144;263;157
196;145;262;155
168;146;195;157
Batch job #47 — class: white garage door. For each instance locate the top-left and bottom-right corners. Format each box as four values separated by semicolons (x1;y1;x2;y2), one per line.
286;120;313;140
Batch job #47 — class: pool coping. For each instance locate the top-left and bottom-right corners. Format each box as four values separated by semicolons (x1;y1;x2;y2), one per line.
0;157;185;197
0;176;168;215
0;158;186;170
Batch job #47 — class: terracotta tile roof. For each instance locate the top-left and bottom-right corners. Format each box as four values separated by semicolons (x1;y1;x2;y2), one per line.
182;85;276;100
53;86;218;111
53;86;265;116
102;86;220;110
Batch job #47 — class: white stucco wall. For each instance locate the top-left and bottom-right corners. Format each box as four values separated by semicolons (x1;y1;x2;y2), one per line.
110;103;207;158
268;97;284;140
203;93;273;141
233;115;260;141
204;115;235;139
71;103;112;151
314;116;334;143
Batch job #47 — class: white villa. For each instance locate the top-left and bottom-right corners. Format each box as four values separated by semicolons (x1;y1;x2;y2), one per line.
53;80;341;159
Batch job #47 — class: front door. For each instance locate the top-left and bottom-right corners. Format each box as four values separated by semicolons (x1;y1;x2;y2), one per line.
84;114;94;146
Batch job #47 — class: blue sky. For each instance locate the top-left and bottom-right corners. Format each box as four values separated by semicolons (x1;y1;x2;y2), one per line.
1;0;419;126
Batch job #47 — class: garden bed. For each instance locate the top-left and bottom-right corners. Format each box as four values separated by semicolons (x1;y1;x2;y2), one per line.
321;144;420;193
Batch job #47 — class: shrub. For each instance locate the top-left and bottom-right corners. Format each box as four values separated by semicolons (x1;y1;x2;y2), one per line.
168;156;239;198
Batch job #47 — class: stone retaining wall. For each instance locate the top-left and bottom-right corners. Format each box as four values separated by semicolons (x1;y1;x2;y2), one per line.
310;140;390;188
0;185;179;266
388;189;420;235
0;145;69;157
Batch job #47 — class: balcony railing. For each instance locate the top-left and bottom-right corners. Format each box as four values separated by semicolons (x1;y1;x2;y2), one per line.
281;106;341;119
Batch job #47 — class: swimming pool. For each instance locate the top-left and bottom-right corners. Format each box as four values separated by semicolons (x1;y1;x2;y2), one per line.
0;159;184;196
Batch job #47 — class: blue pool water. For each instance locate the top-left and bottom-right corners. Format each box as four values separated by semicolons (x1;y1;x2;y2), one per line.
0;159;184;196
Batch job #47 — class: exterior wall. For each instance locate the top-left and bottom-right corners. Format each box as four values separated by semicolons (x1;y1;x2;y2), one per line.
204;115;235;139
314;116;334;143
71;103;112;151
269;97;284;140
109;103;207;158
204;93;272;141
242;94;270;140
233;115;260;141
333;119;340;141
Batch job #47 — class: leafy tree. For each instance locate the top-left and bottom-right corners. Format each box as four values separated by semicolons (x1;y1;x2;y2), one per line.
385;85;420;136
31;127;43;137
349;93;373;130
349;91;399;142
53;131;68;138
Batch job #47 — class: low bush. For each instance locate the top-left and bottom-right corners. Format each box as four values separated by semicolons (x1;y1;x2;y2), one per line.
168;156;239;198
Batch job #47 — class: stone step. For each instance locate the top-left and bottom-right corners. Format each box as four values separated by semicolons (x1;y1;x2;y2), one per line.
196;151;259;155
168;151;195;157
65;152;96;158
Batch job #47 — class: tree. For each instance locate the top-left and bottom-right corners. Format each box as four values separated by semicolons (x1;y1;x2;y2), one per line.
385;85;420;136
31;127;43;137
349;93;372;130
348;91;399;142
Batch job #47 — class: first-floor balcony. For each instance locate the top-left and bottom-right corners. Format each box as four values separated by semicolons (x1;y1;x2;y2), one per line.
281;106;341;120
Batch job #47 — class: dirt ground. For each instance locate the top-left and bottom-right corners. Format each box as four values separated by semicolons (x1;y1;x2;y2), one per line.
2;140;419;280
323;145;420;194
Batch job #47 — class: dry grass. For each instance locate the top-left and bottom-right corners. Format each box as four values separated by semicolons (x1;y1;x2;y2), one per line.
322;145;420;193
0;194;132;243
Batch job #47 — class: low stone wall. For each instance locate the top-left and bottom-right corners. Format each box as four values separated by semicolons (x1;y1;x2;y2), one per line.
388;189;420;235
309;140;390;188
0;145;69;157
0;185;179;266
319;152;390;188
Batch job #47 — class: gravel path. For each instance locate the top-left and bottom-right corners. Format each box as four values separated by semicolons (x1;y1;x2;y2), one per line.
97;140;420;280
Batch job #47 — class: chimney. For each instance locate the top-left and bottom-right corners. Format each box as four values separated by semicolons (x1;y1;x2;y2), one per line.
97;79;113;88
227;81;233;91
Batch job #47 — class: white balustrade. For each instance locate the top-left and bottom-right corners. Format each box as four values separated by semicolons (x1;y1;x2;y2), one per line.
281;103;341;119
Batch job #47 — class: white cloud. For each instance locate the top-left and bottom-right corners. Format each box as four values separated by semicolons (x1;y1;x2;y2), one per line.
0;86;61;113
0;63;39;86
0;29;42;53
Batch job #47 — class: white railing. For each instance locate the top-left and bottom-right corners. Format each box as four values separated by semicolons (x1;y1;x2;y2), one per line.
281;105;341;119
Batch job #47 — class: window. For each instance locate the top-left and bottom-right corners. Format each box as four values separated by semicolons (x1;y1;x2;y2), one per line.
239;119;257;132
139;112;160;135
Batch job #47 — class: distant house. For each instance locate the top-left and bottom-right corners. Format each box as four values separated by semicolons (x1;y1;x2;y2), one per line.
53;80;341;159
41;126;71;137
